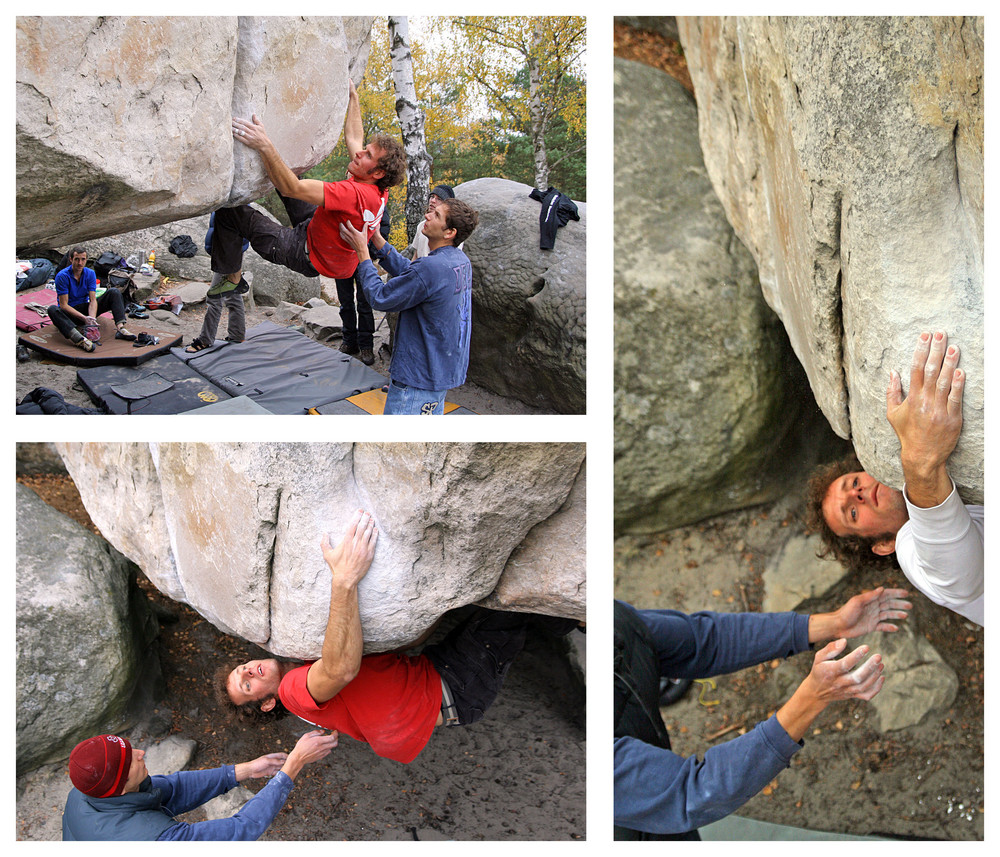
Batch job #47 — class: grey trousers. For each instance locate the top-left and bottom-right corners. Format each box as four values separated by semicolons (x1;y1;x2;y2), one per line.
196;290;245;347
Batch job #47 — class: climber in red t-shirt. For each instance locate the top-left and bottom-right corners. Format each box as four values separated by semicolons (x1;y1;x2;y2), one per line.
190;81;406;353
216;509;579;764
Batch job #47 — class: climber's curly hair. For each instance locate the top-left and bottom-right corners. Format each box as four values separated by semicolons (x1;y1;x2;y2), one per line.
370;133;408;192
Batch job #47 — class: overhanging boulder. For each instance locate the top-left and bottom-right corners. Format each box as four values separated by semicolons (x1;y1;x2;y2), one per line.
16;16;373;248
55;442;586;657
678;16;983;500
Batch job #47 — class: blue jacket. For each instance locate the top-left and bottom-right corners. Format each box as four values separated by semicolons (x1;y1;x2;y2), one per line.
54;265;97;306
613;601;810;837
62;766;294;841
358;242;472;391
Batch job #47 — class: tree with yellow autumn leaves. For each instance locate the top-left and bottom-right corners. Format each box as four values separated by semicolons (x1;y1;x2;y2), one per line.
301;16;586;249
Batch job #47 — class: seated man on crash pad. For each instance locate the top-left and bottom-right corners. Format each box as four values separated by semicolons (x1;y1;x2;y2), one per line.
217;509;577;764
47;247;135;352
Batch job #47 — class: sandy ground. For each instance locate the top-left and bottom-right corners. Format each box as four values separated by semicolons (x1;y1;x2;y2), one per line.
614;487;983;841
15;290;553;415
16;474;586;841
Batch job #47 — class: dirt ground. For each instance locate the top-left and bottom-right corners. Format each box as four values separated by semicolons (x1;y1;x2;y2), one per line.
17;474;586;841
14;286;552;415
613;21;692;92
614;488;983;841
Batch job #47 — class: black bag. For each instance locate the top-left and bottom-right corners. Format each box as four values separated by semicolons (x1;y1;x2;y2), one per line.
107;268;137;303
107;268;133;289
93;251;127;281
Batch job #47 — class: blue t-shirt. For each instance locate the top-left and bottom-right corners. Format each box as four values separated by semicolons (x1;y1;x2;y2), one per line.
54;265;98;306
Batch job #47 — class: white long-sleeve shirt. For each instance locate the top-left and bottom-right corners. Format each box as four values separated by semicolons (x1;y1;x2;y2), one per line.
895;481;984;625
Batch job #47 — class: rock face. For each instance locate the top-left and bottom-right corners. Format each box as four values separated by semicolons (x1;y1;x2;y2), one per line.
678;16;984;502
55;443;586;657
16;16;373;249
480;463;586;617
614;58;824;534
16;484;162;775
90;214;217;283
617;16;679;42
457;178;586;414
15;442;66;476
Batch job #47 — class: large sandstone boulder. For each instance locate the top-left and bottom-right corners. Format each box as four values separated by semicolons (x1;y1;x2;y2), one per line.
479;462;586;617
55;443;586;657
678;16;984;502
614;58;827;534
457;178;586;414
16;484;162;776
16;16;373;249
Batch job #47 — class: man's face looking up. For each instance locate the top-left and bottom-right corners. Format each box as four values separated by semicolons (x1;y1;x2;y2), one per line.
821;471;908;542
227;658;282;708
347;142;386;184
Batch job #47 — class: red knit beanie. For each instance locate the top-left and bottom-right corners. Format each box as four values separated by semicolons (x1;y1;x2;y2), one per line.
68;735;133;797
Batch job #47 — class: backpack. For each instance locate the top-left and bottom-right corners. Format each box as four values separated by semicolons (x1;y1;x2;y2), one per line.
93;251;128;281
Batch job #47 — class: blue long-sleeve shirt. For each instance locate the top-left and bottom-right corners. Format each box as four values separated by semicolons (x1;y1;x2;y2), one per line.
157;767;294;840
62;765;294;841
357;242;472;391
614;602;811;836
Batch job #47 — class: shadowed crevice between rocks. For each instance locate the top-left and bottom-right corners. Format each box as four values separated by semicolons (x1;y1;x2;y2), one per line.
256;483;281;648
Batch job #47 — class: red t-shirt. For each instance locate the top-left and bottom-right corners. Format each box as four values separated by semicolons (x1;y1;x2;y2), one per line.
278;653;442;764
306;175;388;279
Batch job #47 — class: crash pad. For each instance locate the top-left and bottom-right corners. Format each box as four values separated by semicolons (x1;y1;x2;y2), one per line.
181;395;273;415
76;353;231;414
72;322;466;415
176;322;386;414
18;313;181;366
15;288;56;331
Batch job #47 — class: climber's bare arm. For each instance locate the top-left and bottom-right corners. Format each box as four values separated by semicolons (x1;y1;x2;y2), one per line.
306;511;378;703
232;115;325;207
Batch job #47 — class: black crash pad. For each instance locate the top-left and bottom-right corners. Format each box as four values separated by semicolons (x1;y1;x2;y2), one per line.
176;322;386;414
77;353;231;414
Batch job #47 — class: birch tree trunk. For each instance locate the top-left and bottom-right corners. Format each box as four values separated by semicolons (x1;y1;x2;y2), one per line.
528;19;551;190
388;16;431;244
